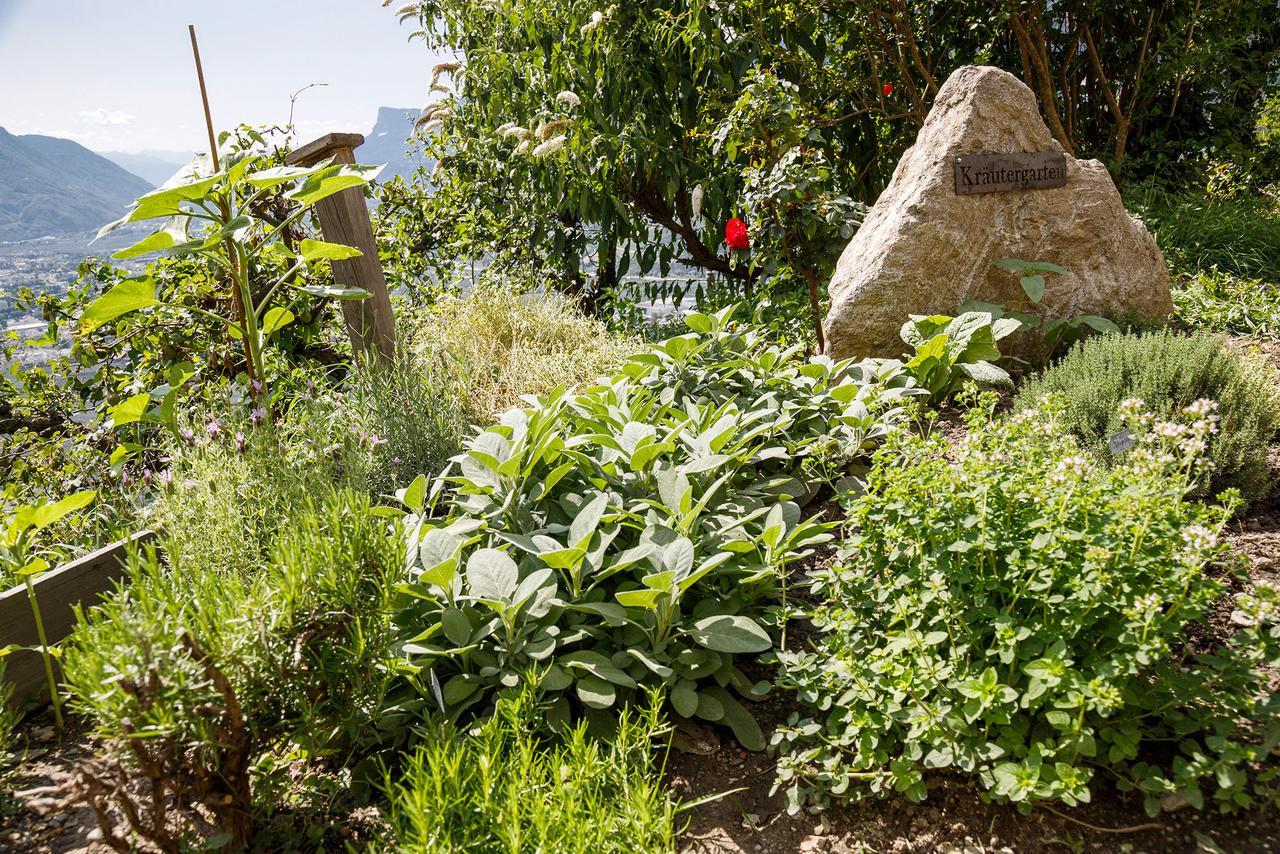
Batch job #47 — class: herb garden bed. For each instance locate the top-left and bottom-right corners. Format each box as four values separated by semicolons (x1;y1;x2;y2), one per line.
0;532;154;704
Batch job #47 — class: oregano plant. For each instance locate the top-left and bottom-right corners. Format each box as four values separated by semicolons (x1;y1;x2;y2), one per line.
773;394;1280;816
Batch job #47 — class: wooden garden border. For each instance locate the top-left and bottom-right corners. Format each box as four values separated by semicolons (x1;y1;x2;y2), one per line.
1;530;156;704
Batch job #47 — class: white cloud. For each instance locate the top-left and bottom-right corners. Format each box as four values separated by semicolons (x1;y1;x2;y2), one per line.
77;108;135;126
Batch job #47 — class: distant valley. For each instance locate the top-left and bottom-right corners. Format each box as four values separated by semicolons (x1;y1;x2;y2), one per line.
1;107;426;330
0;127;152;243
96;150;193;187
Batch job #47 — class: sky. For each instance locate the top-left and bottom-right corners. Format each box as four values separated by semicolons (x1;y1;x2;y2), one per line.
0;0;442;154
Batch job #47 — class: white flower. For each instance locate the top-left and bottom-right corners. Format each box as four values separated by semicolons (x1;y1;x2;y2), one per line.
430;83;451;94
394;3;419;18
555;90;581;109
431;61;462;87
1184;398;1217;418
581;10;605;34
1182;524;1217;552
1117;397;1146;421
514;139;531;156
500;126;530;139
531;135;567;157
536;118;573;140
416;119;443;134
691;184;704;220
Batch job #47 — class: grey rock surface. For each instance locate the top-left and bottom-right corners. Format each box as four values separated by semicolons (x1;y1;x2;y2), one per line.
823;65;1171;360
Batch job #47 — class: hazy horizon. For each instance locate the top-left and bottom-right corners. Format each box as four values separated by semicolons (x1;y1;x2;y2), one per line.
0;0;443;154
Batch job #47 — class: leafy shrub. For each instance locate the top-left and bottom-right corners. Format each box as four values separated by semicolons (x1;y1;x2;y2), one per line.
394;308;921;748
899;311;1017;401
334;350;468;495
1015;330;1280;502
1131;189;1280;282
405;287;638;422
773;397;1280;816
150;423;334;578
62;490;403;850
385;687;680;853
1173;269;1280;339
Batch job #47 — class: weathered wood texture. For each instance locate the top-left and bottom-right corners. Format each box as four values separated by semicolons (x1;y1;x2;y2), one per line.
1;530;155;703
287;133;396;361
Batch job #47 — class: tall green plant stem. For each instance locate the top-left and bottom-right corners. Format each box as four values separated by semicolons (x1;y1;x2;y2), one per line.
24;576;62;731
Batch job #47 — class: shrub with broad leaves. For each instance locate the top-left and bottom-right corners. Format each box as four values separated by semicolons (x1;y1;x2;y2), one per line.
392;307;922;747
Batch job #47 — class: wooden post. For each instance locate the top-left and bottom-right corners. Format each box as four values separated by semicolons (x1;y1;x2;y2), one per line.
287;133;396;362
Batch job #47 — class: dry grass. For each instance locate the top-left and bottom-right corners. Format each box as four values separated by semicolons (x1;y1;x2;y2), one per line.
404;288;640;423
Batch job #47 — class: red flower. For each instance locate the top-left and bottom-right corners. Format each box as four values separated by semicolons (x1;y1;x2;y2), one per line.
883;82;894;97
724;217;749;251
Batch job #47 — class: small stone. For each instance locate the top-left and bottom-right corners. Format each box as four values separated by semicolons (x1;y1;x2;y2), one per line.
31;726;56;742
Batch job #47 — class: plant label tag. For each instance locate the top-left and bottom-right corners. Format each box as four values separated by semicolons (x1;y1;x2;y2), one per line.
1107;429;1135;455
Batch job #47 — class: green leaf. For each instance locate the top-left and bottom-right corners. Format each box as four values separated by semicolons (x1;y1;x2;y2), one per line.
112;230;179;260
957;361;1013;387
671;680;698;717
80;278;160;331
907;332;948;368
616;587;664;609
466;548;518;601
244;164;323;189
107;392;151;428
688;615;772;653
1019;274;1046;303
994;258;1069;277
561;650;637;687
707;687;765;751
31;490;96;530
261;307;295;336
287;163;384;206
576;675;616;709
441;608;471;646
299;238;363;262
1075;315;1121;334
295;283;371;300
18;558;50;578
395;474;429;513
694;691;725;721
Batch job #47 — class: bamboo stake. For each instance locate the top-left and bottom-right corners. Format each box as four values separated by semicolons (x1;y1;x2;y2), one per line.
188;24;264;407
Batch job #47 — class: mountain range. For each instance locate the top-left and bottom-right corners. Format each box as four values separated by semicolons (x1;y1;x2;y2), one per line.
0;107;425;243
96;149;193;187
359;106;432;181
0;127;153;242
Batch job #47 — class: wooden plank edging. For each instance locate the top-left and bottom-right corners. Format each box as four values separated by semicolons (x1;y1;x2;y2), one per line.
1;530;156;704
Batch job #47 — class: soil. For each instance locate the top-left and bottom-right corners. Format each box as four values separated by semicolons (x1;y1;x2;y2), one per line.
3;335;1279;853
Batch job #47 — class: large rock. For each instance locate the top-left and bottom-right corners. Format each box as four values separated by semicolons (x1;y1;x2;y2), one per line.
823;65;1171;360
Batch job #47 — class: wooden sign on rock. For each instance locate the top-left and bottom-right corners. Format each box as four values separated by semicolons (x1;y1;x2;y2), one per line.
954;151;1067;194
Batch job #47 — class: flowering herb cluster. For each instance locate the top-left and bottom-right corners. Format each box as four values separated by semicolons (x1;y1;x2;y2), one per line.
773;394;1280;816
